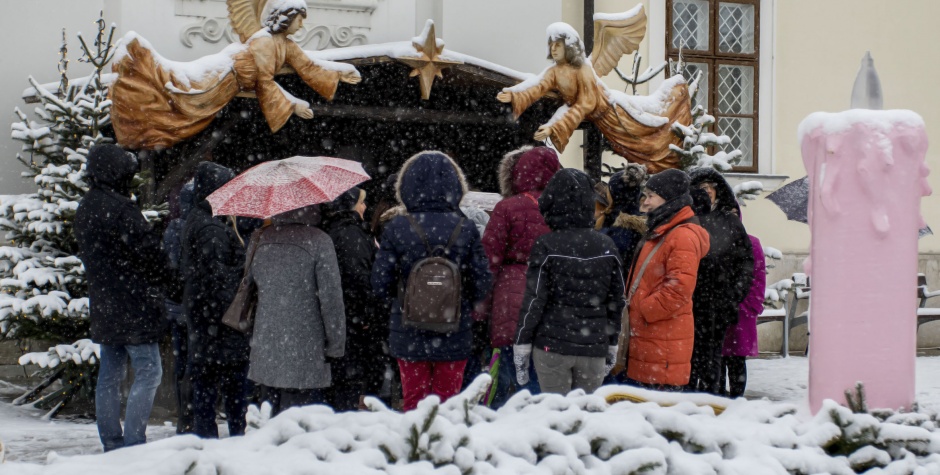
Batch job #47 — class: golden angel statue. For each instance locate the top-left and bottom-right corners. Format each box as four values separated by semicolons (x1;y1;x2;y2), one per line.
110;0;361;150
497;6;692;173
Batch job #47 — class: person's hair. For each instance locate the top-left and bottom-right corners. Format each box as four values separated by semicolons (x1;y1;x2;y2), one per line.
265;7;307;34
546;36;585;67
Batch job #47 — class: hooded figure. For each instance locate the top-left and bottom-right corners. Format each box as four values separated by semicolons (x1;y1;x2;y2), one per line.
481;146;560;405
721;229;765;398
74;144;169;452
619;169;710;390
76;144;169;346
162;180;196;434
598;164;649;267
322;187;384;410
247;203;346;413
512;168;626;395
483;146;561;348
686;167;754;395
181;161;251;438
371;151;492;411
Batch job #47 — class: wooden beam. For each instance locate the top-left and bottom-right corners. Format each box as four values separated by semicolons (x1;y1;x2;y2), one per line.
582;0;603;180
288;102;518;125
584;0;595;54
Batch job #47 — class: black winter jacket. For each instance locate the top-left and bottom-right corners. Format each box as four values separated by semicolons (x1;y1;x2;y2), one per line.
181;162;250;365
514;169;626;358
325;210;379;354
75;145;169;346
688;168;755;331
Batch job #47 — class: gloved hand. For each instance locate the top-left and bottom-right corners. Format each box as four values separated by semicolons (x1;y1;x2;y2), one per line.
604;344;619;375
512;344;533;386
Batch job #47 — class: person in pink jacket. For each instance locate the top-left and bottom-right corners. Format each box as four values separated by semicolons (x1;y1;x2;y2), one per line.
481;146;561;406
720;233;766;398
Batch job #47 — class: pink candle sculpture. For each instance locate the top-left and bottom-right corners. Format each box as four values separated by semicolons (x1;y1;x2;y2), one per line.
799;53;930;412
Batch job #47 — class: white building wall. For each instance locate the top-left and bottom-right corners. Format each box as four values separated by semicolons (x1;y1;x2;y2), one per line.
0;0;106;194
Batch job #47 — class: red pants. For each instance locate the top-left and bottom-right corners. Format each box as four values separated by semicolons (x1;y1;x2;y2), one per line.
397;359;468;411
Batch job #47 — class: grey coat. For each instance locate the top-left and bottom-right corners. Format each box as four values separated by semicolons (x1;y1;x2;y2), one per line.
247;205;346;389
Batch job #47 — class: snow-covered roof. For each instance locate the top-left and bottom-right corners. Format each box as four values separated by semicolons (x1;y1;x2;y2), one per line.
306;41;531;83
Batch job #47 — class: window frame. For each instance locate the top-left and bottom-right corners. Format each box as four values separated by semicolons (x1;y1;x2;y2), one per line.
666;0;760;172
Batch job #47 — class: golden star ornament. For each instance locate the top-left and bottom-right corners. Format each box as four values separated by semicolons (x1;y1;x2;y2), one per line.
398;22;462;100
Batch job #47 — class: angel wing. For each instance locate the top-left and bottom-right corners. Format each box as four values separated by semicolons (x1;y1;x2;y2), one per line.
227;0;266;43
588;5;648;78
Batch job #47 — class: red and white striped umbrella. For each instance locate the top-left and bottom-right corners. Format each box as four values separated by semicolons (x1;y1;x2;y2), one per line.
206;156;370;219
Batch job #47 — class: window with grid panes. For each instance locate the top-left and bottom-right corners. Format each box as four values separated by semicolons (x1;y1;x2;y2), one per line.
666;0;759;171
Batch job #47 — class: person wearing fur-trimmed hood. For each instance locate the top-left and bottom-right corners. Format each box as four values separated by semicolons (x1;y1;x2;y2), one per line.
371;151;492;411
596;163;649;268
481;146;561;406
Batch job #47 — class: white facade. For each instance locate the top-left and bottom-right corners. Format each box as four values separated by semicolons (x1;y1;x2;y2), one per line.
1;0;937;257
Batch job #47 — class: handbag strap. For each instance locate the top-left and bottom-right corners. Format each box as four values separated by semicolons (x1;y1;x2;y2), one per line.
241;227;264;278
625;217;698;305
522;192;538;206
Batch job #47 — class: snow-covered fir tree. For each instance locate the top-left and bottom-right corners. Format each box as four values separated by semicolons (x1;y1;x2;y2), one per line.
1;16;164;416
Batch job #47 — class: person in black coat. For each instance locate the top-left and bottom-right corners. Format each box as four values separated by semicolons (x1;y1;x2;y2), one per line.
686;168;754;395
163;181;195;434
74;144;170;452
512;168;626;395
181;162;250;438
323;186;385;411
371;151;492;412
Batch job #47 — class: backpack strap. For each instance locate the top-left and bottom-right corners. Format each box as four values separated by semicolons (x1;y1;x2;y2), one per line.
406;215;433;255
443;218;465;254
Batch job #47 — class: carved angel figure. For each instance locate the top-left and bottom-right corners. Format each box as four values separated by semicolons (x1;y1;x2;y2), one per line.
110;0;361;150
497;7;691;173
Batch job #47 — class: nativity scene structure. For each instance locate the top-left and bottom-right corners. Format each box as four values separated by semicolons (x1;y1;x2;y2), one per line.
105;0;693;201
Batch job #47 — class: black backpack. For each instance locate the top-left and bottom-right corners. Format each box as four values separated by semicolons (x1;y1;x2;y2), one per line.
400;216;465;333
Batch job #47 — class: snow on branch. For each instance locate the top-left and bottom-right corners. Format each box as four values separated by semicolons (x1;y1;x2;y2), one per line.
18;338;99;368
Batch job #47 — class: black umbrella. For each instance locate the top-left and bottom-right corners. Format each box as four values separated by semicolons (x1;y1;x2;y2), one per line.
765;176;809;223
766;176;932;237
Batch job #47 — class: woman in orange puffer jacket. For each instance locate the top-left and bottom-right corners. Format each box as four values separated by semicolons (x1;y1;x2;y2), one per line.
616;169;710;390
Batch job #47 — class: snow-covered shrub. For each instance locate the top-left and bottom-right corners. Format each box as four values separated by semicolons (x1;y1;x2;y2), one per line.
4;375;940;475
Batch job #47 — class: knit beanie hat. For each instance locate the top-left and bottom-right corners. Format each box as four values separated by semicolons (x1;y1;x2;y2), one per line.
644;169;690;202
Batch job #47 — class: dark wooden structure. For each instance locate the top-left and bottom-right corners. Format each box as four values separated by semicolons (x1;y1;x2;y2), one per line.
141;55;568;210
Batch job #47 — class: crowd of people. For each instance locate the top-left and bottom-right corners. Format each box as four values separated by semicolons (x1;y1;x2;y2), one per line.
73;143;765;452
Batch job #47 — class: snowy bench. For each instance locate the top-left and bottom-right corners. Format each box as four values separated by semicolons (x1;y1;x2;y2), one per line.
757;273;810;358
917;274;940;331
758;273;940;357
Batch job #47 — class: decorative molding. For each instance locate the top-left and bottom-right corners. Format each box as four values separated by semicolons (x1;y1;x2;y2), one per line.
291;25;368;49
180;18;367;49
180;18;237;47
309;0;379;14
176;0;377;17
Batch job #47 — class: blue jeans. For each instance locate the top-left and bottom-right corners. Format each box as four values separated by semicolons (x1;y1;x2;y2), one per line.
96;343;163;452
491;346;540;408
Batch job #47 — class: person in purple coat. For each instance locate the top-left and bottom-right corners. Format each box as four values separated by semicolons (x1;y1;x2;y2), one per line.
720;233;766;398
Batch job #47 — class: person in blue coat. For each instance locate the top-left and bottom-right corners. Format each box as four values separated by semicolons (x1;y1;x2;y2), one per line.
371;151;492;411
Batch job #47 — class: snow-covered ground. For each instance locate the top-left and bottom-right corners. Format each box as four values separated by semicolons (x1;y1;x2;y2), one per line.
746;356;940;412
0;380;177;464
1;357;940;472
